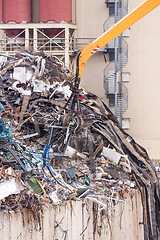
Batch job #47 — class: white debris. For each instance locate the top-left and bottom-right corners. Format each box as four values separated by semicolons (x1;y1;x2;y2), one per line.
102;147;124;164
49;191;61;204
13;67;33;84
0;179;20;200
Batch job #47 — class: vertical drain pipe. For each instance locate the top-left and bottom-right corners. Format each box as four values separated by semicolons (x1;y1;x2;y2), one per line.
119;1;123;126
114;0;118;117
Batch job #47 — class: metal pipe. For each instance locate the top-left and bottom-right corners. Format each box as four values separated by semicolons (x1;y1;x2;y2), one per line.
114;1;118;117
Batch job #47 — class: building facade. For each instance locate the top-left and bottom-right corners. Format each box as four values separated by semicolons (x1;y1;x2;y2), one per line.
74;0;160;161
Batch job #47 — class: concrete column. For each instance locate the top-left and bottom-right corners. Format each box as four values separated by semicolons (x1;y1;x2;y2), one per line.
65;25;69;68
32;0;39;23
72;0;76;24
25;28;29;48
33;28;38;51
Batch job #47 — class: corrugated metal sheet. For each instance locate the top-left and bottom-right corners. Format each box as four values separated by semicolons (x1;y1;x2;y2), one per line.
39;0;72;23
4;0;31;23
0;190;144;240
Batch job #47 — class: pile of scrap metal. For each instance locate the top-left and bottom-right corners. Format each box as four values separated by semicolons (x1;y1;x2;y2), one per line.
0;49;159;240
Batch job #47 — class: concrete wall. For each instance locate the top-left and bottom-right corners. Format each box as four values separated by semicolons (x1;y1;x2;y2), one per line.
123;0;160;160
80;53;107;102
0;190;144;240
74;0;160;160
75;0;107;38
75;0;109;105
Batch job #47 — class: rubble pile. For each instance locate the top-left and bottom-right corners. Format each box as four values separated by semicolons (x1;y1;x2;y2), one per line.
0;50;159;239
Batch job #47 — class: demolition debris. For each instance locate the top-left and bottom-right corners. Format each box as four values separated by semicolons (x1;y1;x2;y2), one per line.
0;49;159;239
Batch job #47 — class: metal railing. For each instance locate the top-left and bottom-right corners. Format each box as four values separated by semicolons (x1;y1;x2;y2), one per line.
0;36;99;54
103;0;128;122
0;37;74;53
72;38;96;52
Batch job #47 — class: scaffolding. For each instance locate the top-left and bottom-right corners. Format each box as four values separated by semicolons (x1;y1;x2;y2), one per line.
0;23;77;69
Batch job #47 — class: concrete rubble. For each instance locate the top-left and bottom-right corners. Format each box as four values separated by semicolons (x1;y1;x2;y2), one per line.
0;49;159;240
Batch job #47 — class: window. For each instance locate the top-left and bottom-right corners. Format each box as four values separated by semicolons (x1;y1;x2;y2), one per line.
109;6;115;16
109;51;115;61
122;72;130;82
109;95;115;107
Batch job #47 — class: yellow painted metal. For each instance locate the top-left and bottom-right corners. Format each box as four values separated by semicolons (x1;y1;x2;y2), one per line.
78;0;160;78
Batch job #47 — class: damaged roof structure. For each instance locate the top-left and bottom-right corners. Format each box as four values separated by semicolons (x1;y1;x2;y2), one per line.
0;49;159;240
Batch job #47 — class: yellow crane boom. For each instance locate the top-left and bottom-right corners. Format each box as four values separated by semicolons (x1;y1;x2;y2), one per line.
76;0;160;80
